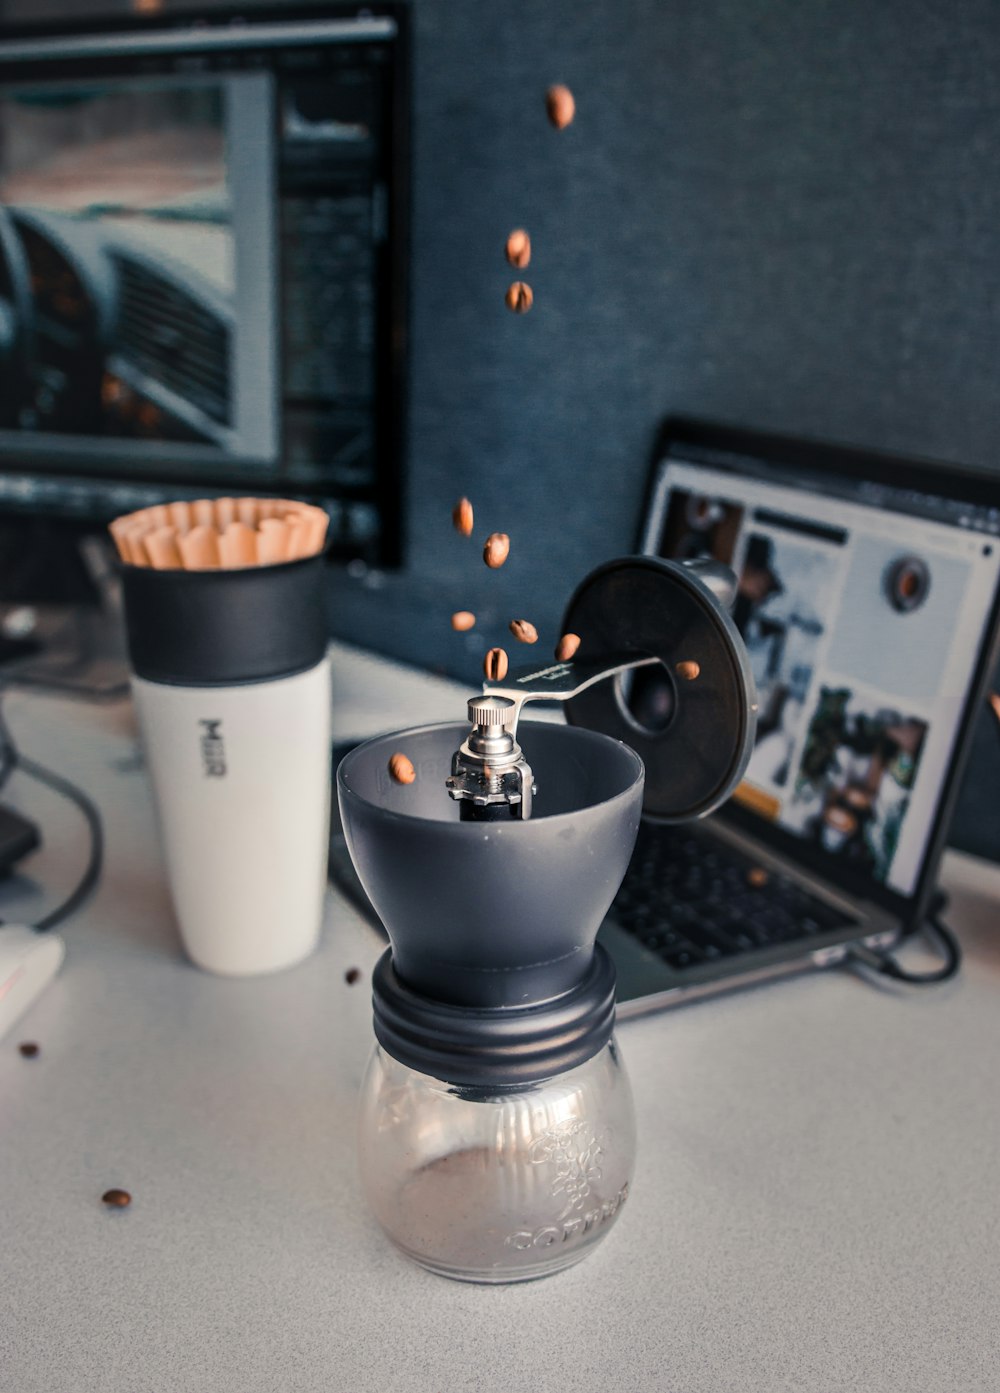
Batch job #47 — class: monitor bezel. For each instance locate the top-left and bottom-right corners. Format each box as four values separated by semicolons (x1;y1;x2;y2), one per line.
0;1;410;565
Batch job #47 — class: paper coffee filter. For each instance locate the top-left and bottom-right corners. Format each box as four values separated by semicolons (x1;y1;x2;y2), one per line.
109;497;329;570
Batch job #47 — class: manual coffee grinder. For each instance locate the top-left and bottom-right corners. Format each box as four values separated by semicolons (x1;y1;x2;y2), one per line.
338;557;757;1283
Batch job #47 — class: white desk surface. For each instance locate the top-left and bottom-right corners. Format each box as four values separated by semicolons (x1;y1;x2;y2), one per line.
1;642;999;1393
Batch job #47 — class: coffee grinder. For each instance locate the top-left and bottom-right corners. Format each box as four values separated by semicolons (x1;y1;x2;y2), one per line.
338;556;757;1282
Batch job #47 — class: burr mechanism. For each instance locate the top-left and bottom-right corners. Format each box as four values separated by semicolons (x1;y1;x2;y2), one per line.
446;694;535;820
446;653;662;822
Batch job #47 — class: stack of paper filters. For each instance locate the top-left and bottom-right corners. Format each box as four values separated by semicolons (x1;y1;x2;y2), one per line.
109;497;329;569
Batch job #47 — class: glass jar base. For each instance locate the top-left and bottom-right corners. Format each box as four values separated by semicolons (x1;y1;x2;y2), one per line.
358;1042;637;1287
384;1233;599;1285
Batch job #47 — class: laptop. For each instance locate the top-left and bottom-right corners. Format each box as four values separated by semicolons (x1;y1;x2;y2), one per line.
601;419;1000;1014
329;419;1000;1012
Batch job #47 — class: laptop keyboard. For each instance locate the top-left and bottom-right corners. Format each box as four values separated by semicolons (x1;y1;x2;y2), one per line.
610;823;857;973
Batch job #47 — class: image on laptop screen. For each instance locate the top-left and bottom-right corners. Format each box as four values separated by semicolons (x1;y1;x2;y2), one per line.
644;438;1000;906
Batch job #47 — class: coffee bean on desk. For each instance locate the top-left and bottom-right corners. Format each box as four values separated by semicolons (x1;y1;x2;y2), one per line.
555;633;581;662
451;611;476;632
505;281;533;314
102;1189;131;1209
509;619;538;644
506;229;531;268
546;84;576;129
18;1041;39;1059
452;497;474;537
484;647;509;682
676;660;701;681
345;967;362;986
388;753;416;785
483;533;510;568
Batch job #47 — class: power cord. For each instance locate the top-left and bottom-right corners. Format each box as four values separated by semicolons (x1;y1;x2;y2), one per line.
847;894;961;986
0;690;103;933
844;686;1000;988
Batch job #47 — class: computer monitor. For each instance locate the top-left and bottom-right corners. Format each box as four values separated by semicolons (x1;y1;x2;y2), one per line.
0;3;408;566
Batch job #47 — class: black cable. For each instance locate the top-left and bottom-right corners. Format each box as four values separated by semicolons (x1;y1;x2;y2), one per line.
0;691;104;933
848;690;997;986
847;911;961;986
0;729;16;795
12;754;104;931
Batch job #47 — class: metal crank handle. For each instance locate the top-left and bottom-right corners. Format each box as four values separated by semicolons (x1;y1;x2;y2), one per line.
483;651;660;739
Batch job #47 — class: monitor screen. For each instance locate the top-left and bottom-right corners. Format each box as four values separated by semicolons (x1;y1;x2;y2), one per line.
645;438;1000;906
0;5;407;563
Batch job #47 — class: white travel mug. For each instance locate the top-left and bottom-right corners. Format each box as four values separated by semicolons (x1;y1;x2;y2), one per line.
121;556;331;976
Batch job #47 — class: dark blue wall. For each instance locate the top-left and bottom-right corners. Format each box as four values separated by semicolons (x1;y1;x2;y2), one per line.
334;1;1000;684
343;0;1000;857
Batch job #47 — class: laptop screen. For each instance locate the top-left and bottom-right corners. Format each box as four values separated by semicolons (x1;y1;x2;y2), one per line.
643;427;1000;915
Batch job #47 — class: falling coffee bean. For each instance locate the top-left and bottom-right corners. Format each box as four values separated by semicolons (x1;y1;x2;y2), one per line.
555;633;581;662
102;1189;131;1208
747;867;769;888
18;1042;39;1059
388;752;416;785
451;611;476;632
345;967;362;986
505;229;531;269
452;497;474;537
676;660;701;681
484;647;509;682
483;532;510;568
509;619;538;645
546;84;576;129
505;281;533;314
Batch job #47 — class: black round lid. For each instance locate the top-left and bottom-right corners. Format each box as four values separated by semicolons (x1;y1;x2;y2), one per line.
120;553;327;686
561;556;758;821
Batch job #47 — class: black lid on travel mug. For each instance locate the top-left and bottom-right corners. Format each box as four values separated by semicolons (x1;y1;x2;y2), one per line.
121;554;327;686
